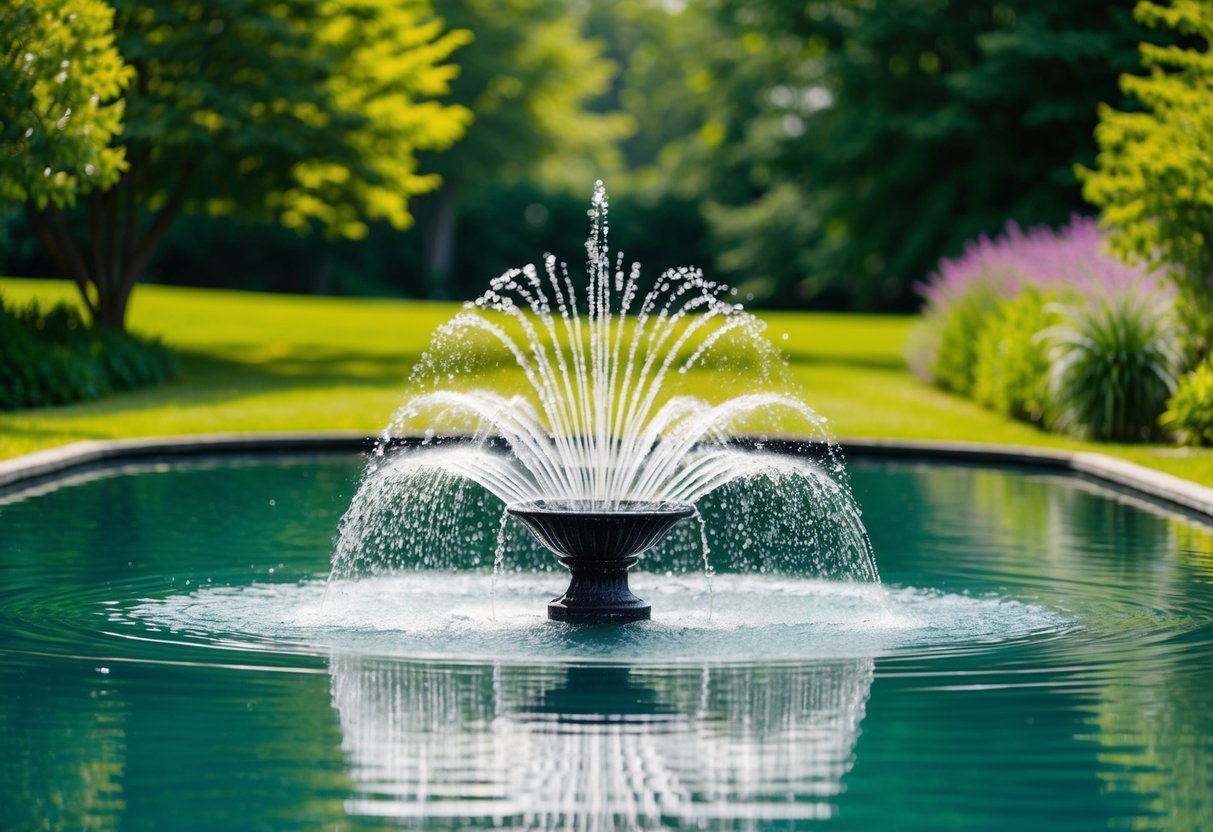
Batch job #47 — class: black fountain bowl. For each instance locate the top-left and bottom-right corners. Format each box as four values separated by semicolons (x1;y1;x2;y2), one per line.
506;500;696;560
506;500;695;625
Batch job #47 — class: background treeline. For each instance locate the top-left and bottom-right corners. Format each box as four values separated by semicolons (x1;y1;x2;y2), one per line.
0;0;1161;311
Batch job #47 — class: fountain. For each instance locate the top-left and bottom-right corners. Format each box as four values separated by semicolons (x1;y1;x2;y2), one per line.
334;181;876;622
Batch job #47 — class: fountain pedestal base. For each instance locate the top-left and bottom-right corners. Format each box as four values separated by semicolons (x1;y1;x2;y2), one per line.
548;557;651;623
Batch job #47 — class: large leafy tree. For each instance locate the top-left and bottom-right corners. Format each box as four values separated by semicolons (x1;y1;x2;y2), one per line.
580;0;787;296
25;0;472;327
698;0;1149;310
0;0;130;209
412;0;631;296
1081;1;1213;315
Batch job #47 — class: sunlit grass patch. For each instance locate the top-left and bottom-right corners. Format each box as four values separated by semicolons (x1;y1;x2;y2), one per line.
4;277;1213;486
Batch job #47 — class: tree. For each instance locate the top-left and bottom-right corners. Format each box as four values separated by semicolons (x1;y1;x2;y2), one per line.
25;0;472;328
1081;0;1213;336
701;0;1150;310
412;0;631;296
0;0;130;209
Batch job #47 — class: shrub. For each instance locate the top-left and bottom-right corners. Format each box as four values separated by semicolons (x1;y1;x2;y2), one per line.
1046;291;1183;442
0;296;178;410
910;217;1175;397
973;289;1056;425
1161;359;1213;446
1080;0;1213;356
923;285;999;396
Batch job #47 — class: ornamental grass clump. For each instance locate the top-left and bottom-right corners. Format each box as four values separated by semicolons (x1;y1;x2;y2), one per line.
1044;292;1183;442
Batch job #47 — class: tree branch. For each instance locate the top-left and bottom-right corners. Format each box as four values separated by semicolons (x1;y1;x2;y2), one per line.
124;159;197;292
122;162;140;273
88;191;107;292
25;204;97;317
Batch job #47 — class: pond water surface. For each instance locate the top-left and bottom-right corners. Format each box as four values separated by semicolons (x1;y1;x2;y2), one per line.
1;455;1211;830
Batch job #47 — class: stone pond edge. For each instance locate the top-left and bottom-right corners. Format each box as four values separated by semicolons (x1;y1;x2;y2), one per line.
2;431;1213;519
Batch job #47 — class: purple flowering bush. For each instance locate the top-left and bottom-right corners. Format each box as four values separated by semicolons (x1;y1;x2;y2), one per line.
917;216;1166;312
909;217;1184;440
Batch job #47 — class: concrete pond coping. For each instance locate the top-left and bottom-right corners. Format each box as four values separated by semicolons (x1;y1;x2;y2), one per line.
2;431;1213;520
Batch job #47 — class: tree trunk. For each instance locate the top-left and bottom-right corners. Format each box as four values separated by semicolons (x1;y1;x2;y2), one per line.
421;186;459;299
27;162;194;331
94;281;131;328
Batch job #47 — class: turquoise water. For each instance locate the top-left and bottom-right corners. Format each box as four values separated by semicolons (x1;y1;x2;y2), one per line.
1;455;1211;829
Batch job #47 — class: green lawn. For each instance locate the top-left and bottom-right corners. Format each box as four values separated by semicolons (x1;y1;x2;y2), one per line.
5;276;1213;486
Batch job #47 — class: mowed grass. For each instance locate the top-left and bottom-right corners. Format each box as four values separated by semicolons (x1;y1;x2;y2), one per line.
0;278;459;454
5;276;1213;486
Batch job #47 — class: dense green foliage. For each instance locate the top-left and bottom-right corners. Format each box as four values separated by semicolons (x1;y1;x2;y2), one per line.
1162;356;1213;445
1081;0;1213;349
0;0;130;208
16;0;472;327
693;0;1149;309
407;0;630;296
394;0;1153;308
3;0;1161;312
0;295;177;409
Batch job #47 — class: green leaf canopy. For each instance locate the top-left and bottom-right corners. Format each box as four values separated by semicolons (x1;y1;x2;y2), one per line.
0;0;131;209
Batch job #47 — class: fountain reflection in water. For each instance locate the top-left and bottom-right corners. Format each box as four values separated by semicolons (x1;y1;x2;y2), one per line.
333;182;877;614
331;657;873;827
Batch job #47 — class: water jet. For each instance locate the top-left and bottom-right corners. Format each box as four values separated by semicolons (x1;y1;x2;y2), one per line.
333;181;878;617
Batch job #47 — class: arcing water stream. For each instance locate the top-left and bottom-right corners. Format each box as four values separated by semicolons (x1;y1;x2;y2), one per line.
333;182;876;590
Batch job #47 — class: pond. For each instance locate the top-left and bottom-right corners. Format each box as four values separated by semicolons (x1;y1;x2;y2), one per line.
1;454;1211;829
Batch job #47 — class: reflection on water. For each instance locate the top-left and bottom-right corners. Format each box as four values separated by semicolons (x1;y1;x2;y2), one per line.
859;461;1213;830
0;663;126;831
330;658;873;828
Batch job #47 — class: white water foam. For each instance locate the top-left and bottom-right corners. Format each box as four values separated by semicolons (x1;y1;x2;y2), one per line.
122;573;1068;664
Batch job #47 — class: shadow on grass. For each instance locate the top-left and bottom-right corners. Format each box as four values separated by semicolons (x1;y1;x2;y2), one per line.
171;345;424;396
783;351;907;372
1;344;427;428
